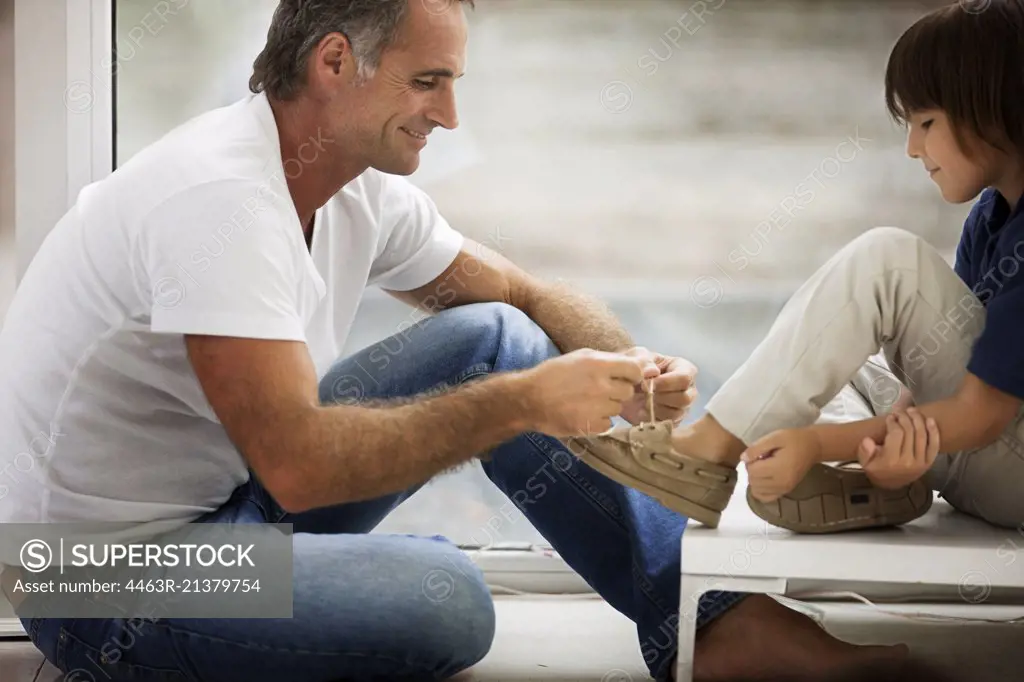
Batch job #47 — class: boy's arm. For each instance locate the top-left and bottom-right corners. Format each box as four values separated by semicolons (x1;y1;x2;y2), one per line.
892;384;915;412
809;373;1021;461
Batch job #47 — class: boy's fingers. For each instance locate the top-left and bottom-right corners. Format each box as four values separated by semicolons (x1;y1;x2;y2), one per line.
742;432;784;464
747;454;782;477
907;408;927;464
925;417;941;466
747;471;776;499
857;437;878;467
883;415;903;463
895;412;914;461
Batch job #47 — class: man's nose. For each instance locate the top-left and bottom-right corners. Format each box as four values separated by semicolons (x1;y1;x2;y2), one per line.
428;87;459;131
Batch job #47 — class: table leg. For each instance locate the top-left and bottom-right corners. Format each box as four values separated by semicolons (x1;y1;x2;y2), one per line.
674;573;705;682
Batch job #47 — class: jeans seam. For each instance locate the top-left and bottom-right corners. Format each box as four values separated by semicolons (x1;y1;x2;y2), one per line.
61;621;446;679
62;626;188;677
522;433;684;647
158;621;449;666
631;562;678;622
523;431;630;526
454;364;492;384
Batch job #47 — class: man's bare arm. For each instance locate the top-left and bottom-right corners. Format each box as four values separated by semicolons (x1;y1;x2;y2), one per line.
808;373;1021;461
185;335;644;514
185;336;534;513
386;240;634;353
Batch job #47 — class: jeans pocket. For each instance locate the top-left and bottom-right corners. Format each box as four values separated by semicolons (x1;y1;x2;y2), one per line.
61;626;189;682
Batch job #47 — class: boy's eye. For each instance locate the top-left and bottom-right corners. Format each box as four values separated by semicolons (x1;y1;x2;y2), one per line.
921;119;933;130
413;79;435;90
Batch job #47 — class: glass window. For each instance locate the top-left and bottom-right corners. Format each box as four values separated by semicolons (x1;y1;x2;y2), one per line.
115;0;969;546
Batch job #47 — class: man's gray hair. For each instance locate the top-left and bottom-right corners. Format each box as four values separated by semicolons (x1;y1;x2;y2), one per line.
250;0;474;100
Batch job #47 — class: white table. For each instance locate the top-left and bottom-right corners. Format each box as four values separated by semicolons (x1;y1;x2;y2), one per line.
675;472;1024;682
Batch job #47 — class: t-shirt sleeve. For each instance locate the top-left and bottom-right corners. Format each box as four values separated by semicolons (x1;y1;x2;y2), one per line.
368;172;464;292
136;180;307;341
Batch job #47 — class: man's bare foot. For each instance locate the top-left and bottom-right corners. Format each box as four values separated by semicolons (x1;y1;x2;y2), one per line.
671;415;747;468
688;594;908;681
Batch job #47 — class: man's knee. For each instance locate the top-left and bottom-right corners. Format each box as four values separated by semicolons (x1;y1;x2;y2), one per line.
409;541;496;672
441;302;559;371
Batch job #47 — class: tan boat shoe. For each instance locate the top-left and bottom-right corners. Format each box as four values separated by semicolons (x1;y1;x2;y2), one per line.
564;420;738;528
746;461;934;533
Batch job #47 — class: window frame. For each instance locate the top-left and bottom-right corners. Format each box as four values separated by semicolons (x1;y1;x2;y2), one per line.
12;0;113;280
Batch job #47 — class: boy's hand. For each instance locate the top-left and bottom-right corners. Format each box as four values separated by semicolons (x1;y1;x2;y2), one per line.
857;408;939;490
742;428;822;502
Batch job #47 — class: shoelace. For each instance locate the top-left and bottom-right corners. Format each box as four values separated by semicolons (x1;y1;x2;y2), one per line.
643;379;656;427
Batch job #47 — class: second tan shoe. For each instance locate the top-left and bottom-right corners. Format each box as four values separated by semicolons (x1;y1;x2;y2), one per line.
564;421;738;528
746;462;934;533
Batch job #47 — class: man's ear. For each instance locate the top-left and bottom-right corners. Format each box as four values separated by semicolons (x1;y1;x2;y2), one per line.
312;33;356;85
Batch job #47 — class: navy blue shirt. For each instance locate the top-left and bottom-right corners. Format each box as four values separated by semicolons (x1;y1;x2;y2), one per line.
954;188;1024;399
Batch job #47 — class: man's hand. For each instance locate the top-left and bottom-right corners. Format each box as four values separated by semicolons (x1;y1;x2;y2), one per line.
619;347;699;425
742;428;822;502
521;349;647;436
857;408;939;490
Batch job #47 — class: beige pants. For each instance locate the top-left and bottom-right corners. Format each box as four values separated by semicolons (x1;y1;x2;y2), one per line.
707;227;1024;528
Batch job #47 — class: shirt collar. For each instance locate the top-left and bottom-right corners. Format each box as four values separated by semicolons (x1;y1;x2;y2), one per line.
983;189;1019;234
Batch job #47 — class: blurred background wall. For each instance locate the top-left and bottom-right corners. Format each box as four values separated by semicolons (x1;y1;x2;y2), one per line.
113;0;969;545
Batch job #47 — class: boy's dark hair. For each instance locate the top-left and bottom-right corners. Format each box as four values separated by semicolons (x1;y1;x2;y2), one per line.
884;0;1024;157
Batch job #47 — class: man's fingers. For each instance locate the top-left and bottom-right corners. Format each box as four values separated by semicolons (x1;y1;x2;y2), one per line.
607;379;636;402
621;347;660;377
603;356;647;383
660;355;697;377
652;371;693;393
654;386;699;410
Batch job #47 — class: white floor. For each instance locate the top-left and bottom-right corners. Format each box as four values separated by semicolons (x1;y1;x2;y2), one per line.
2;595;1022;681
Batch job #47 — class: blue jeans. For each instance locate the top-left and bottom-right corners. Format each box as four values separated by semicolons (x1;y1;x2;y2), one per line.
23;302;744;682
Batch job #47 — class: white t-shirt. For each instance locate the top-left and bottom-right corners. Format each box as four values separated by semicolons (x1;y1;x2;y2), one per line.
0;92;463;530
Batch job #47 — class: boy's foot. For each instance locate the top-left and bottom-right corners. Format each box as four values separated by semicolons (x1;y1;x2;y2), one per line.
563;420;738;528
746;462;934;533
690;594;909;681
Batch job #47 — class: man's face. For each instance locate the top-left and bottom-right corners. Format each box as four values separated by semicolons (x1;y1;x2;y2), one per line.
338;1;468;176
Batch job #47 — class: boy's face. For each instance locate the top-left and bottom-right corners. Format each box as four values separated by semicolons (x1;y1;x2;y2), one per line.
905;109;994;204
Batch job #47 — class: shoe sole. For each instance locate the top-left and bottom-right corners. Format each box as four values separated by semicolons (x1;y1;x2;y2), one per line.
746;464;933;533
568;442;727;529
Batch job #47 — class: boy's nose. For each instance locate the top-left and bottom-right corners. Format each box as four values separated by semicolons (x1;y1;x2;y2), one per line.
905;127;922;159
